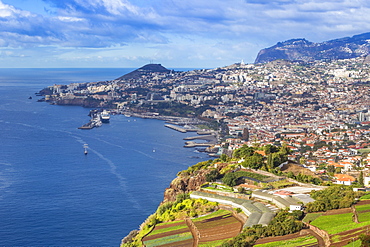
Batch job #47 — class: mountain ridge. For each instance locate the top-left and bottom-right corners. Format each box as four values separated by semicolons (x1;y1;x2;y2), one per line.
255;32;370;64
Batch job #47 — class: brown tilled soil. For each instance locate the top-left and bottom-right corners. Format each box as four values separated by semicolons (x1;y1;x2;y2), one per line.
254;229;324;247
280;162;316;176
323;208;352;215
194;215;242;243
355;200;370;206
329;225;370;247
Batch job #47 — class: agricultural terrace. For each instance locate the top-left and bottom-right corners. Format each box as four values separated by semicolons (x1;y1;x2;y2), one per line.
141;210;243;247
254;234;318;247
355;200;370;223
193;210;242;246
308;200;370;246
142;220;193;247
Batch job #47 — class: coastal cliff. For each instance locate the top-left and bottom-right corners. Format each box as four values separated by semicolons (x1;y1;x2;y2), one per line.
163;169;209;202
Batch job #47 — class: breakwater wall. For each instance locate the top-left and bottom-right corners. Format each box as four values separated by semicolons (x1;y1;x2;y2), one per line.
164;124;198;133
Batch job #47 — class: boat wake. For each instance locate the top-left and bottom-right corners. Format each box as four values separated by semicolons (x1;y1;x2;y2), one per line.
72;136;143;212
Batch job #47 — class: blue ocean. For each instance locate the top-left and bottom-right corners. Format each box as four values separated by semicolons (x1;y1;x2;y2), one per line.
0;68;211;246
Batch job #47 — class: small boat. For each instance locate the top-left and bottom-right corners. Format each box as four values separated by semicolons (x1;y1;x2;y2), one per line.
83;144;88;155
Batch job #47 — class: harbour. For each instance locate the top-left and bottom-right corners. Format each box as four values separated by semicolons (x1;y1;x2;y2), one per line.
78;109;110;129
0;68;214;247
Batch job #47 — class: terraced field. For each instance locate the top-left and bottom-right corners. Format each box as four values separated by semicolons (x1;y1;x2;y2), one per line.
306;200;370;247
141;210;242;247
142;220;193;247
254;232;318;247
193;210;242;245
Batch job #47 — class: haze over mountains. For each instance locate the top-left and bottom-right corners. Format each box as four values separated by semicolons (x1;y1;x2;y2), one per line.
255;32;370;64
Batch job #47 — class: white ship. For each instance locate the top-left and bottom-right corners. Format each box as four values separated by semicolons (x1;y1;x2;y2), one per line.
100;110;110;123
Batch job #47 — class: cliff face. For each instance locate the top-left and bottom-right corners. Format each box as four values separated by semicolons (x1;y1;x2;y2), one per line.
255;32;370;63
163;170;209;202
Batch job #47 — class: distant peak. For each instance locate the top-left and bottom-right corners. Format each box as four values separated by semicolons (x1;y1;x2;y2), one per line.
138;64;170;72
116;63;170;81
276;38;312;47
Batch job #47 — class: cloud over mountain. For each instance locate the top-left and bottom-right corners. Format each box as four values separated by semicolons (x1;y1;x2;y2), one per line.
2;0;370;67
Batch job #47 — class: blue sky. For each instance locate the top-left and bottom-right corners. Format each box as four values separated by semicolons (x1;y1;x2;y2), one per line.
1;0;370;68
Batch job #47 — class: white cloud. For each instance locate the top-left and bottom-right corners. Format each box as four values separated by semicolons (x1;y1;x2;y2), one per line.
1;0;370;67
57;16;84;22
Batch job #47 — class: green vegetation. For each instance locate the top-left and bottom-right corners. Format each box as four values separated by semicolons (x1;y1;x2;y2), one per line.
199;239;234;247
205;169;221;182
121;194;217;247
355;203;370;212
343;239;361;247
180;159;214;176
221;210;303;246
149;221;188;235
202;183;234;192
122;143;369;247
222;170;270;187
140;101;210;118
359;234;370;247
306;185;356;212
192;209;231;222
143;232;192;247
360;194;370;200
358;211;370;223
232;144;291;172
358;148;370;154
284;171;322;185
310;213;370;234
302;212;323;223
156;198;218;222
254;235;317;247
265;179;296;189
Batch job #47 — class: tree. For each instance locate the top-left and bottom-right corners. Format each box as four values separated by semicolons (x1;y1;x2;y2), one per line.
243;154;264;170
233;145;255;159
222;172;238;187
206;169;220;182
219;153;230;162
267;154;274;170
327;165;335;173
359;171;365;187
263;144;279;154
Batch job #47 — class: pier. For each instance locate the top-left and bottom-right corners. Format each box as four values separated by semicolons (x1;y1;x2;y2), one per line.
164;124;198;133
184;141;214;148
78;109;104;130
183;134;218;148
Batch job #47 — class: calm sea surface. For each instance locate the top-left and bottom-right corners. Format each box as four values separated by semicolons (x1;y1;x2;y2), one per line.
0;68;210;246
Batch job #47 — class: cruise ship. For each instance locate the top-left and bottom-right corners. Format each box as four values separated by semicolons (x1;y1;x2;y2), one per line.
100;110;110;123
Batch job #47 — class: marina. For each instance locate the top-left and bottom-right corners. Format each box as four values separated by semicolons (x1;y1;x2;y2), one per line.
78;109;110;129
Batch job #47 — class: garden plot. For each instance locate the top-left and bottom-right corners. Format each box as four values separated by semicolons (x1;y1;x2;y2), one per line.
142;220;193;247
192;210;242;245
